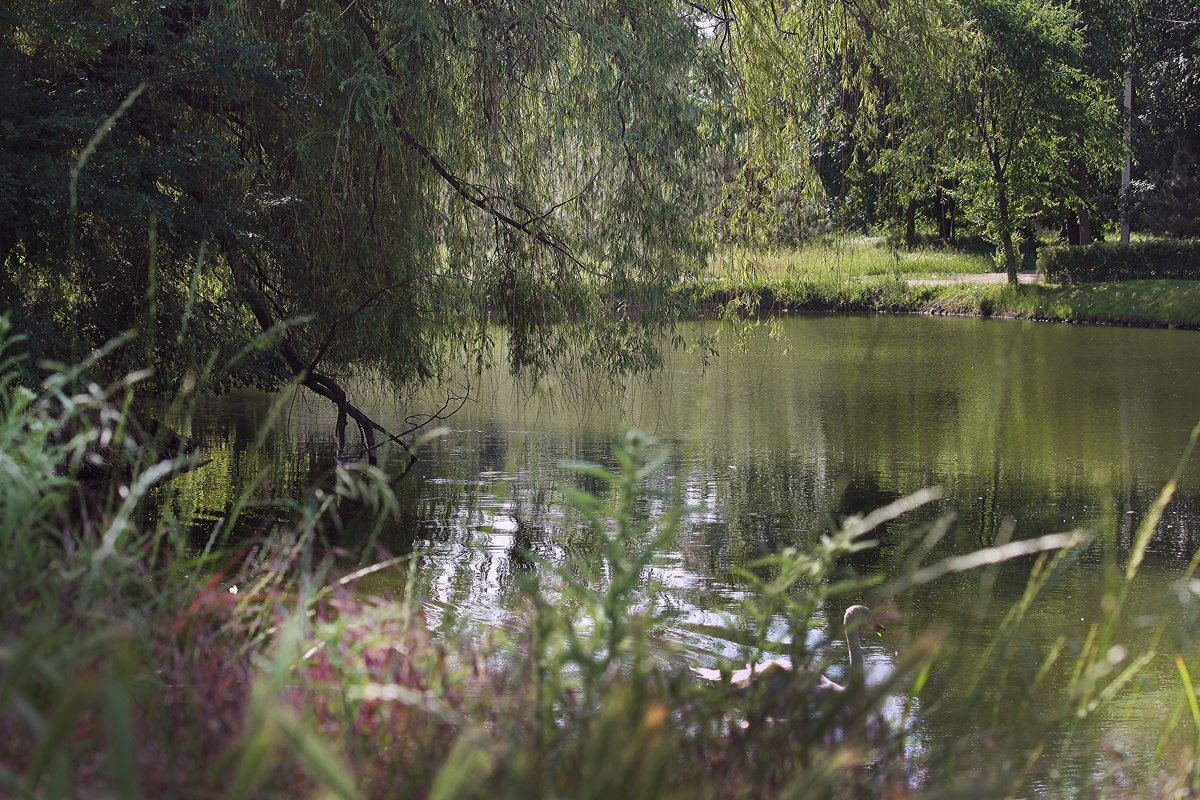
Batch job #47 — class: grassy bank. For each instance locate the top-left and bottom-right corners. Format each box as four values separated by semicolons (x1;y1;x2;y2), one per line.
691;275;1200;329
695;235;1200;328
708;236;994;281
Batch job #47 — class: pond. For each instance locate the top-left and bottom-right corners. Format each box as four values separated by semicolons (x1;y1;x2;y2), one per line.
175;314;1200;794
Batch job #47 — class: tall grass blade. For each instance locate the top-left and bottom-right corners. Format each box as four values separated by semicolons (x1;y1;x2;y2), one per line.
878;529;1088;599
1176;654;1200;753
1126;421;1200;583
275;707;365;800
102;659;139;799
429;732;496;800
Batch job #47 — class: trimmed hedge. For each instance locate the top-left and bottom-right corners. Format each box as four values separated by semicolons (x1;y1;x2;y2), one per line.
1038;239;1200;284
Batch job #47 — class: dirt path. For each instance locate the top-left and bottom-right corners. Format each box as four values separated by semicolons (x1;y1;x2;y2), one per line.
908;271;1039;286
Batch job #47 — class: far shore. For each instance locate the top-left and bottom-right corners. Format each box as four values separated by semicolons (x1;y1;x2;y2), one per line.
687;275;1200;331
906;270;1040;286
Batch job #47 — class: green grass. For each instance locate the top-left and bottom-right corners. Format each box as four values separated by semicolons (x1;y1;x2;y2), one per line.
708;236;994;282
1010;280;1200;326
689;274;1200;329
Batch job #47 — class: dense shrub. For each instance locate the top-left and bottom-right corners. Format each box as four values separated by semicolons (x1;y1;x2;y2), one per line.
1038;239;1200;283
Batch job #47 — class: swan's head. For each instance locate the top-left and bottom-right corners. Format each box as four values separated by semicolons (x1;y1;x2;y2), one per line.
844;604;886;636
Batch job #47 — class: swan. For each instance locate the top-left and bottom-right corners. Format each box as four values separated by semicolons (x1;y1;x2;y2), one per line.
693;605;885;692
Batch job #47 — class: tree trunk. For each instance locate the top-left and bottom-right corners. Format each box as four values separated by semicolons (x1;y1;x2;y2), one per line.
1076;151;1092;245
938;180;957;244
1021;226;1038;272
935;189;948;242
1001;230;1018;284
1122;69;1132;244
948;194;956;244
997;181;1018;284
223;245;417;474
905;199;917;247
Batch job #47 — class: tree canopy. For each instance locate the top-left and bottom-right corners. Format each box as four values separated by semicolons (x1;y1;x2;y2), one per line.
1133;0;1200;237
2;0;721;460
2;0;1195;462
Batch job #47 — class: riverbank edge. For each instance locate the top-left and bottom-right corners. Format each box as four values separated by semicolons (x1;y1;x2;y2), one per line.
687;276;1200;330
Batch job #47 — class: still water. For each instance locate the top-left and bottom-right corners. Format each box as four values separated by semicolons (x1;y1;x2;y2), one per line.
178;314;1200;791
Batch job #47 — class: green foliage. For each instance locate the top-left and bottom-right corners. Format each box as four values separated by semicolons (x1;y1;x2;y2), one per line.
0;322;400;797
1132;0;1200;238
1140;144;1200;238
1038;240;1200;283
715;0;958;244
0;0;295;393
1;0;721;432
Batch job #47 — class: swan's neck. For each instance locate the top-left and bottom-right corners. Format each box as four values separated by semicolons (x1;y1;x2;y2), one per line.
846;628;865;683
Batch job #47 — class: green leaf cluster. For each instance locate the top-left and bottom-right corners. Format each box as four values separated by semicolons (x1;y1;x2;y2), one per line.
1039;239;1200;283
2;0;721;407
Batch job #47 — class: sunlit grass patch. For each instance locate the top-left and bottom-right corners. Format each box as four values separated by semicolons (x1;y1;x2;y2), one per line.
1007;280;1200;327
708;238;993;281
690;272;1200;329
890;247;995;279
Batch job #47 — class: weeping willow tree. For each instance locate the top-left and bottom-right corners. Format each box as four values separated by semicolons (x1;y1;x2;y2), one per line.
1;0;722;464
7;0;1117;467
705;0;957;247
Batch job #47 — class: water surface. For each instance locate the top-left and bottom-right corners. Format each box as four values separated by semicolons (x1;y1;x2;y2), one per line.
177;314;1200;792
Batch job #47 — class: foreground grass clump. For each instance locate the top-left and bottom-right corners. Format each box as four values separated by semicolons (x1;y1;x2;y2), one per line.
5;320;1200;798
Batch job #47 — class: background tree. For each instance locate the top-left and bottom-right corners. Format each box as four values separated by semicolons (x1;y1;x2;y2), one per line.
1050;0;1135;245
946;0;1118;281
1132;0;1200;237
708;0;957;247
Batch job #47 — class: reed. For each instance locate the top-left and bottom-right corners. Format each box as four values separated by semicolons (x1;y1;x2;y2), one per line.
2;319;1198;798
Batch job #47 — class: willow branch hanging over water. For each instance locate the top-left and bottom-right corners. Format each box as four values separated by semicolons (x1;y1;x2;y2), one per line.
4;0;1118;465
2;0;722;466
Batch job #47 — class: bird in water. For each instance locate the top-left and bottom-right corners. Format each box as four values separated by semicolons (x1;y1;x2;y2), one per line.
693;605;885;691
